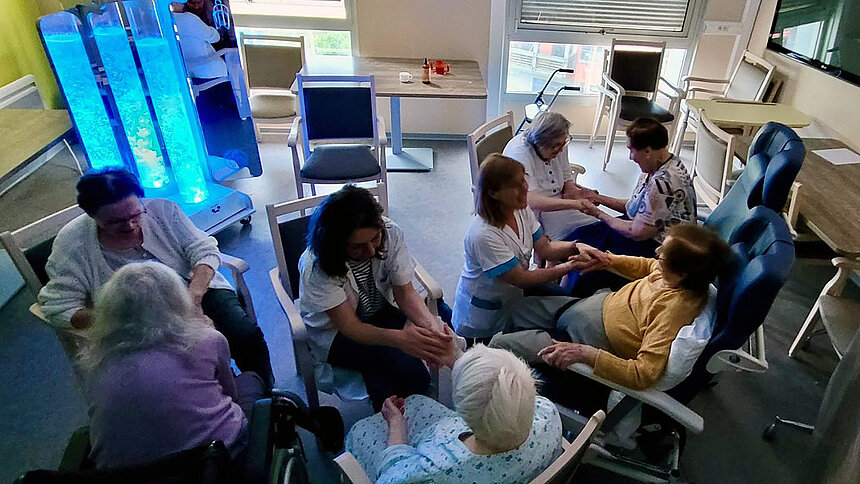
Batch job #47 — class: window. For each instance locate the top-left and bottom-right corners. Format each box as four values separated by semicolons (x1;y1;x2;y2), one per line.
518;0;693;35
236;27;351;56
235;0;347;19
506;42;686;95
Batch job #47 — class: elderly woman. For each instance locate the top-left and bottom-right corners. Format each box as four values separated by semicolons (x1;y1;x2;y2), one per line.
82;262;264;469
298;185;451;412
452;153;609;341
344;342;563;484
566;117;697;295
491;224;729;391
503;111;600;241
38;169;274;389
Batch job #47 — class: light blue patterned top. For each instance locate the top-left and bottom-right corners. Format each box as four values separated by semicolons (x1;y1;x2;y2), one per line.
345;394;563;484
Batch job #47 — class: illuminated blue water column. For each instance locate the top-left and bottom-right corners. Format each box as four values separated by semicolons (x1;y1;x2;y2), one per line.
39;12;124;170
89;4;169;189
124;0;209;204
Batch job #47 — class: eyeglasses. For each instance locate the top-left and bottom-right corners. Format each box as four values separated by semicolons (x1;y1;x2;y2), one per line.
105;207;147;227
547;134;574;151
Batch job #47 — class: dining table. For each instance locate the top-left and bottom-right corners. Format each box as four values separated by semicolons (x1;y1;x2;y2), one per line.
686;99;813;130
292;55;488;172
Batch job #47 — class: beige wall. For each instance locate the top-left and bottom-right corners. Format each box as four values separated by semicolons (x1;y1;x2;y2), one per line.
355;0;491;135
750;0;860;151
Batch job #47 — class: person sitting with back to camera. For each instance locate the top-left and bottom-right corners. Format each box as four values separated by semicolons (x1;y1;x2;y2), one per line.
491;224;729;391
38;169;275;389
564;117;697;296
502;111;601;241
83;261;265;469
452;153;610;344
298;185;452;412
344;340;563;484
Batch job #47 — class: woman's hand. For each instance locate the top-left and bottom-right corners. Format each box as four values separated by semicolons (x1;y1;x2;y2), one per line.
438;325;464;369
564;185;601;204
395;323;452;364
568;243;611;273
382;396;408;446
538;341;599;369
575;199;603;217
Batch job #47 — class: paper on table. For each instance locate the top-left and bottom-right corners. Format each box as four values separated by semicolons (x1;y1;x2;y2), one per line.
812;148;860;166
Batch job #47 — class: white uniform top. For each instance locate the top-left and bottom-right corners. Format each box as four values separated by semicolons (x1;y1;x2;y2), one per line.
452;208;543;339
173;11;228;79
503;132;596;241
297;219;416;363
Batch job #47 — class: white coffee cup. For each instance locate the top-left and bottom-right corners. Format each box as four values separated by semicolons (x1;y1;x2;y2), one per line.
399;71;413;83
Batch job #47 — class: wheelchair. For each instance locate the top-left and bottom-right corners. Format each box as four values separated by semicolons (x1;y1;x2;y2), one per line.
14;391;343;484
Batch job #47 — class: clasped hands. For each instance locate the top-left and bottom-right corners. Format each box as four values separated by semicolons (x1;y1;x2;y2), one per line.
560;243;611;274
538;339;599;370
398;318;462;368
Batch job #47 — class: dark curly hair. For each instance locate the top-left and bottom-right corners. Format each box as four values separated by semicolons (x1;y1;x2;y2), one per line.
77;169;144;216
307;185;387;278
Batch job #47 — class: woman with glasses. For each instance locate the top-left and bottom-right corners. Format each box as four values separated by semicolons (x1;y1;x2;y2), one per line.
452;154;609;342
502;111;601;241
39;169;274;389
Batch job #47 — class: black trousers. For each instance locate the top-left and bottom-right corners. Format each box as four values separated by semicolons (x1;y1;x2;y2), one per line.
201;288;274;390
326;303;431;412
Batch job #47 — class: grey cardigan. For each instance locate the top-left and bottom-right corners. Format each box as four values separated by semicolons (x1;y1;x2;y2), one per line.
38;198;231;328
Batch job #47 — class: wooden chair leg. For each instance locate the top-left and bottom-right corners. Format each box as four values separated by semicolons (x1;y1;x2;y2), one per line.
788;302;823;357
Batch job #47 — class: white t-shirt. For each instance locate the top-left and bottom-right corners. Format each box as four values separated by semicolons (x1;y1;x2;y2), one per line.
503;132;596;241
452;208;543;338
173;11;228;79
297;219;416;363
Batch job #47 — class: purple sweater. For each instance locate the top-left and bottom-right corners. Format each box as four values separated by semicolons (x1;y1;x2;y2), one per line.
87;327;246;469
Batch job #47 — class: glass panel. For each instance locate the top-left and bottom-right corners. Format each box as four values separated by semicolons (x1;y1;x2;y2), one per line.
237;27;351;56
506;42;686;94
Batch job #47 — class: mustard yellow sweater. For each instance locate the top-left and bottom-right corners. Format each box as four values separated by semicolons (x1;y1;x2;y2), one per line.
594;255;707;390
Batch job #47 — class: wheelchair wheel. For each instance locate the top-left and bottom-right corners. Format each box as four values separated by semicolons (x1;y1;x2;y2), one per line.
762;422;777;441
271;446;309;484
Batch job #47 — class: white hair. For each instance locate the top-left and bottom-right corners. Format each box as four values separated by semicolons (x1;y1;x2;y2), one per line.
525;111;571;149
451;345;536;452
79;261;208;371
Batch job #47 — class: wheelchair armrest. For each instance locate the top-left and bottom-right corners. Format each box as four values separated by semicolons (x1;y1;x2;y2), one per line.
220;253;257;323
219;252;249;274
334;452;373;484
567;363;704;434
414;263;443;301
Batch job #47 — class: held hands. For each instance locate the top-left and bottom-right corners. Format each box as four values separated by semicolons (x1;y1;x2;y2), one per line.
564;185;601;205
566;243;611;273
574;199;603;218
397;322;452;365
437;325;464;369
382;396;408;446
538;340;599;369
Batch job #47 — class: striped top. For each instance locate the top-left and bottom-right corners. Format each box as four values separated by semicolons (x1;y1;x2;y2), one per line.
347;257;385;320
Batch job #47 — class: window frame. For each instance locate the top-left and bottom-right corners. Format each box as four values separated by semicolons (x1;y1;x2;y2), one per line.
501;0;707;104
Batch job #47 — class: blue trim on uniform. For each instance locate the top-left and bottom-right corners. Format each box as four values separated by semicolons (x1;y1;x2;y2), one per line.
470;296;504;310
532;226;545;242
484;257;518;278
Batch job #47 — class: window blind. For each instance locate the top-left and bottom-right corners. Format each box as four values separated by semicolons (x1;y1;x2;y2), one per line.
519;0;692;33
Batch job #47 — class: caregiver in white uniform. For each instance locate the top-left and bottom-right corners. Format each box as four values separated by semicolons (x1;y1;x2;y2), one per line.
452;154;609;340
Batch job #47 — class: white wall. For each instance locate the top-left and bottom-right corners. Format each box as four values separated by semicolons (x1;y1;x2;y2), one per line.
355;0;490;135
750;0;860;151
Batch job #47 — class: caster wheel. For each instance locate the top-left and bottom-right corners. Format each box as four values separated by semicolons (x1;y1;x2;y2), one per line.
240;216;252;225
762;423;776;441
801;339;811;351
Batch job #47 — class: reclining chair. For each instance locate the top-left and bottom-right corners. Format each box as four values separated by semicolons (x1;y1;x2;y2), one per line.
548;206;795;482
266;183;443;409
15;390;343;484
704;122;805;241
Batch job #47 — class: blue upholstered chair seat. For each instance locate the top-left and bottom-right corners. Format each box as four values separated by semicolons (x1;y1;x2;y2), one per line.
619;96;675;122
300;145;380;180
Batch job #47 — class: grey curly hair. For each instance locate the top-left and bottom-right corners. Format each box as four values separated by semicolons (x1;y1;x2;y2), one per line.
525;111;571;150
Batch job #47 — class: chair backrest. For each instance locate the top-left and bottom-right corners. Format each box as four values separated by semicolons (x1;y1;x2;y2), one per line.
296;74;378;153
266;184;389;301
0;205;85;298
467;111;515;192
724;51;775;102
607;39;666;95
334;452;373;484
0;74;47;109
238;34;305;91
672;206;794;403
530;410;605;484
703;122;804;240
693;110;736;208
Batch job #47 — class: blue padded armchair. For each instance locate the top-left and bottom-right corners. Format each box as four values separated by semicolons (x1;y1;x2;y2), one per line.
289;74;387;200
704;122;805;240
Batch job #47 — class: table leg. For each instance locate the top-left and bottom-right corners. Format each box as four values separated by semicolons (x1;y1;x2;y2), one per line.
385;96;433;172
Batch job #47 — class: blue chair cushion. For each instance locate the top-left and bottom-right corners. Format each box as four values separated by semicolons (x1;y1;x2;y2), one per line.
619;96;675;123
300;145;381;181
